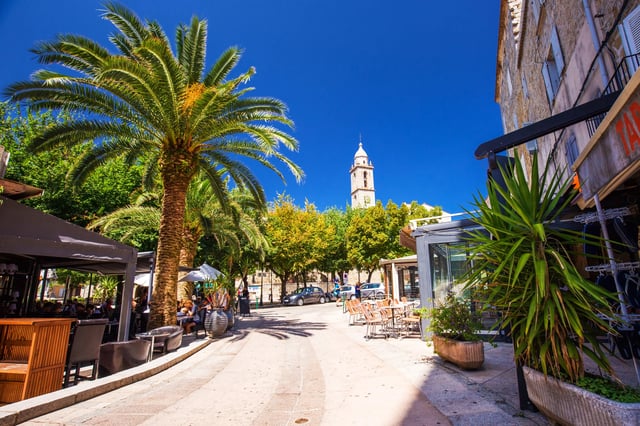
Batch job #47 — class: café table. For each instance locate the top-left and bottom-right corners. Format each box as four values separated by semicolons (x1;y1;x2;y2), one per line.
176;315;193;327
385;304;407;338
135;331;170;362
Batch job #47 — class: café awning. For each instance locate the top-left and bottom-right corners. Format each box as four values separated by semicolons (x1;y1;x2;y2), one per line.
0;196;138;340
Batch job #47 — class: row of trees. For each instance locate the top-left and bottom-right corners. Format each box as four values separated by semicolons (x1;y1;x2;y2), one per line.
1;3;443;327
1;98;442;312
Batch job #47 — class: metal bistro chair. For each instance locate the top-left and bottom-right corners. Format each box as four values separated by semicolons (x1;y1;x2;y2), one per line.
193;308;207;339
63;318;108;387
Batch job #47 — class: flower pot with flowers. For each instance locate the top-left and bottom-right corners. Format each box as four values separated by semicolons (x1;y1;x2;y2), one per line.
461;157;640;425
426;291;485;370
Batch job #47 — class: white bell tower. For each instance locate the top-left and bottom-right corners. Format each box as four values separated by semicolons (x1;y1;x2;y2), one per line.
350;139;375;208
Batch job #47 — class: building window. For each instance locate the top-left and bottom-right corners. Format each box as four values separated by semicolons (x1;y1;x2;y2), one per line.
530;0;544;23
622;6;640;75
565;133;579;166
525;140;538;154
542;26;564;105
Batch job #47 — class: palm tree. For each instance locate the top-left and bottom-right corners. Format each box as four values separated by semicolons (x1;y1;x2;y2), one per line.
6;2;302;327
91;176;269;301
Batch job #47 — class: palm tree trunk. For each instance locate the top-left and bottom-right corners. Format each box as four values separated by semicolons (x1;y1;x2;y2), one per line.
178;229;199;302
149;167;192;328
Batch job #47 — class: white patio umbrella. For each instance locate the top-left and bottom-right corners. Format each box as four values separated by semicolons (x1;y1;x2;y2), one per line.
178;263;223;282
134;273;151;287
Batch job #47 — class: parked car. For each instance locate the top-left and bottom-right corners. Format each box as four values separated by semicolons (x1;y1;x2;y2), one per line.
340;285;358;300
360;283;385;299
282;286;327;306
325;288;340;302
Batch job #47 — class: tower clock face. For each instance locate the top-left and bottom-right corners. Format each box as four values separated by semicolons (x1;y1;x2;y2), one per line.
364;195;371;205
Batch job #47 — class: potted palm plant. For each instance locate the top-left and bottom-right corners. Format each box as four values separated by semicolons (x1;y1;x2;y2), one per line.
462;156;640;425
203;286;230;338
426;291;484;370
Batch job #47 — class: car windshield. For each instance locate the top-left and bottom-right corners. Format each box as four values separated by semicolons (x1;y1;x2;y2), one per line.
292;288;308;294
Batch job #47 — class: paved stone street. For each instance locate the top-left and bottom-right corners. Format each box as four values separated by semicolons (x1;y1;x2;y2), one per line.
19;304;550;426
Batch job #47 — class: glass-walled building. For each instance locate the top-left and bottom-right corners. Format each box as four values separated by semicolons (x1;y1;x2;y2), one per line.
410;218;501;337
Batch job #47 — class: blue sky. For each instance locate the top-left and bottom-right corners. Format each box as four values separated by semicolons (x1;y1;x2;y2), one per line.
0;0;503;214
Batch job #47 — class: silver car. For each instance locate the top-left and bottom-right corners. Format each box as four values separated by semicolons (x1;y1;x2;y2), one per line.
360;283;385;299
340;285;357;300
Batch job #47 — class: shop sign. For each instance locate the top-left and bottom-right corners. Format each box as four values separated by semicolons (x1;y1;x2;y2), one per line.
575;88;640;207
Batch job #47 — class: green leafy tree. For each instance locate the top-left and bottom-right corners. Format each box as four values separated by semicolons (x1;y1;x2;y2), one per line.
91;176;268;301
6;3;302;327
0;102;141;226
317;207;351;284
197;187;269;300
346;202;388;282
384;200;412;259
265;195;328;297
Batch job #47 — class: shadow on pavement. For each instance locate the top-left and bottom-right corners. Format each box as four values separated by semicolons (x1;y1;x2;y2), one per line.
227;310;327;342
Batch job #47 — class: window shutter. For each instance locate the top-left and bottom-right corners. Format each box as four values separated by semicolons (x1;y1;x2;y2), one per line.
542;62;555;103
530;0;540;22
550;26;564;73
623;7;640;55
565;134;579;166
622;6;640;74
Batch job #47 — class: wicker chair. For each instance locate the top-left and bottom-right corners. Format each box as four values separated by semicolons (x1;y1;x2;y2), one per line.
99;339;151;376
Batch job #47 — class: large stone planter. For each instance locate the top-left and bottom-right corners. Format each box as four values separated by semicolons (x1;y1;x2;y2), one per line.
205;308;228;338
523;366;640;426
432;334;484;370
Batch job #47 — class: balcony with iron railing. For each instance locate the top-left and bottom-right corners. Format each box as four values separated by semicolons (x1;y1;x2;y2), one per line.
586;53;640;136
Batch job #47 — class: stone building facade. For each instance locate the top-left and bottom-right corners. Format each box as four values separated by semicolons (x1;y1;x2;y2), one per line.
495;0;640;200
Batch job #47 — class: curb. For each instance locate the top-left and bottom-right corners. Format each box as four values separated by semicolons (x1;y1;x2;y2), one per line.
0;337;212;426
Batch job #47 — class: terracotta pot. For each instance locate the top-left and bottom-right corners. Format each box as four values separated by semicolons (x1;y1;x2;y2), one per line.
205;308;228;338
523;366;640;426
432;334;484;370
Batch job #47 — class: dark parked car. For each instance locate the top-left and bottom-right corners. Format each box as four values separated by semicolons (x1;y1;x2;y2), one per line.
360;283;385;299
282;286;327;306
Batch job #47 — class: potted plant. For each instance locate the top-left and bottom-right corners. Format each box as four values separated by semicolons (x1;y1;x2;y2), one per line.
203;286;230;338
462;156;640;424
424;291;485;370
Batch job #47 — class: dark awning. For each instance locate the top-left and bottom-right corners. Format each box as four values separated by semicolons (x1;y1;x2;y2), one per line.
474;91;620;159
0;196;137;340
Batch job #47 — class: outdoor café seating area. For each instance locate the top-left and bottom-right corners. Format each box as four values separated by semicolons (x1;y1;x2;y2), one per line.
0;314;190;405
343;297;422;339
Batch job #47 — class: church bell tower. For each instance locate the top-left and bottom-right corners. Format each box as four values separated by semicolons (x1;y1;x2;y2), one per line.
350;139;375;208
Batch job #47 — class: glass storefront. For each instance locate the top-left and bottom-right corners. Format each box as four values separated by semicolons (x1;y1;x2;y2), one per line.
429;242;469;303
